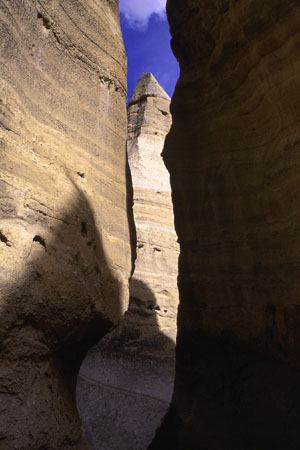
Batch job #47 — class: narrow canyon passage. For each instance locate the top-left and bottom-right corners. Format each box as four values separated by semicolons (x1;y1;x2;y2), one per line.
2;1;300;448
76;73;179;450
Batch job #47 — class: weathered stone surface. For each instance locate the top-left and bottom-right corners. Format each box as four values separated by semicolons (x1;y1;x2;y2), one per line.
0;1;132;449
127;73;179;341
77;73;178;450
150;1;300;448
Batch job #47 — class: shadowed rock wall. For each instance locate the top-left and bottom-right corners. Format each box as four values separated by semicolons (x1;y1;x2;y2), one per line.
0;1;132;449
151;1;300;449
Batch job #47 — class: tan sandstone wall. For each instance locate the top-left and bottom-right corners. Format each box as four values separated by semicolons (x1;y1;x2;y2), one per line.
150;1;300;449
0;1;132;449
127;72;179;341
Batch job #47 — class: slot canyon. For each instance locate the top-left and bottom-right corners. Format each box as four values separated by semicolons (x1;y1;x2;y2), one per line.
1;0;300;449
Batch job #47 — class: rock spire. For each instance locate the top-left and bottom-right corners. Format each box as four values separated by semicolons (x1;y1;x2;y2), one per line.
77;73;179;450
128;72;170;107
127;72;179;327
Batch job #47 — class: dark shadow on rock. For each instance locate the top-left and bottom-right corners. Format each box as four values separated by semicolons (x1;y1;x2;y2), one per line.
126;148;137;279
169;327;300;450
149;317;300;450
77;280;176;450
147;403;180;450
0;182;127;449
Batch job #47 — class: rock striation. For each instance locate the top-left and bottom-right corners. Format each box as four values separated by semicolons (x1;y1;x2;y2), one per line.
127;72;179;341
149;1;300;449
0;1;133;449
77;73;179;450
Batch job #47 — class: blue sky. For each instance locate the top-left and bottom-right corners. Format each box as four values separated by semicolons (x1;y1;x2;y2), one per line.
119;0;179;102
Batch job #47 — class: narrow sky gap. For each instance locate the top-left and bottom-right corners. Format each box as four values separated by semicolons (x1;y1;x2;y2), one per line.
119;1;179;102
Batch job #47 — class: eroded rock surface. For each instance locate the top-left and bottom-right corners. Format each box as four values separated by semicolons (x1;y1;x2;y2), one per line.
127;72;179;341
77;74;178;450
150;1;300;449
0;1;132;449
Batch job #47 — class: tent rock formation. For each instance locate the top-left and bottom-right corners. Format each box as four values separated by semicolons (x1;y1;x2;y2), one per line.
77;73;178;450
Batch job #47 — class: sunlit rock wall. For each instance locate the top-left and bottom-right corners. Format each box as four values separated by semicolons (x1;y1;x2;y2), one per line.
0;1;132;448
77;73;178;450
127;72;179;341
151;0;300;448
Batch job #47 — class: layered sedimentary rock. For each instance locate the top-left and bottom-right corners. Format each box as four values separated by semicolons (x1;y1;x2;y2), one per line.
151;1;300;449
0;1;132;449
77;73;178;450
127;72;179;340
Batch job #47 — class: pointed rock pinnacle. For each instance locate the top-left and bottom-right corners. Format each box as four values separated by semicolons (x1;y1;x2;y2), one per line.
128;72;170;107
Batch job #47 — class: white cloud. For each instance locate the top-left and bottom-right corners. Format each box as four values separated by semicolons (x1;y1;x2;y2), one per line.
119;0;166;30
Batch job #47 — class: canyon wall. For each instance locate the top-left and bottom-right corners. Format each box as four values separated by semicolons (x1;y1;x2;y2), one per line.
152;0;300;449
0;1;132;449
77;73;178;450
